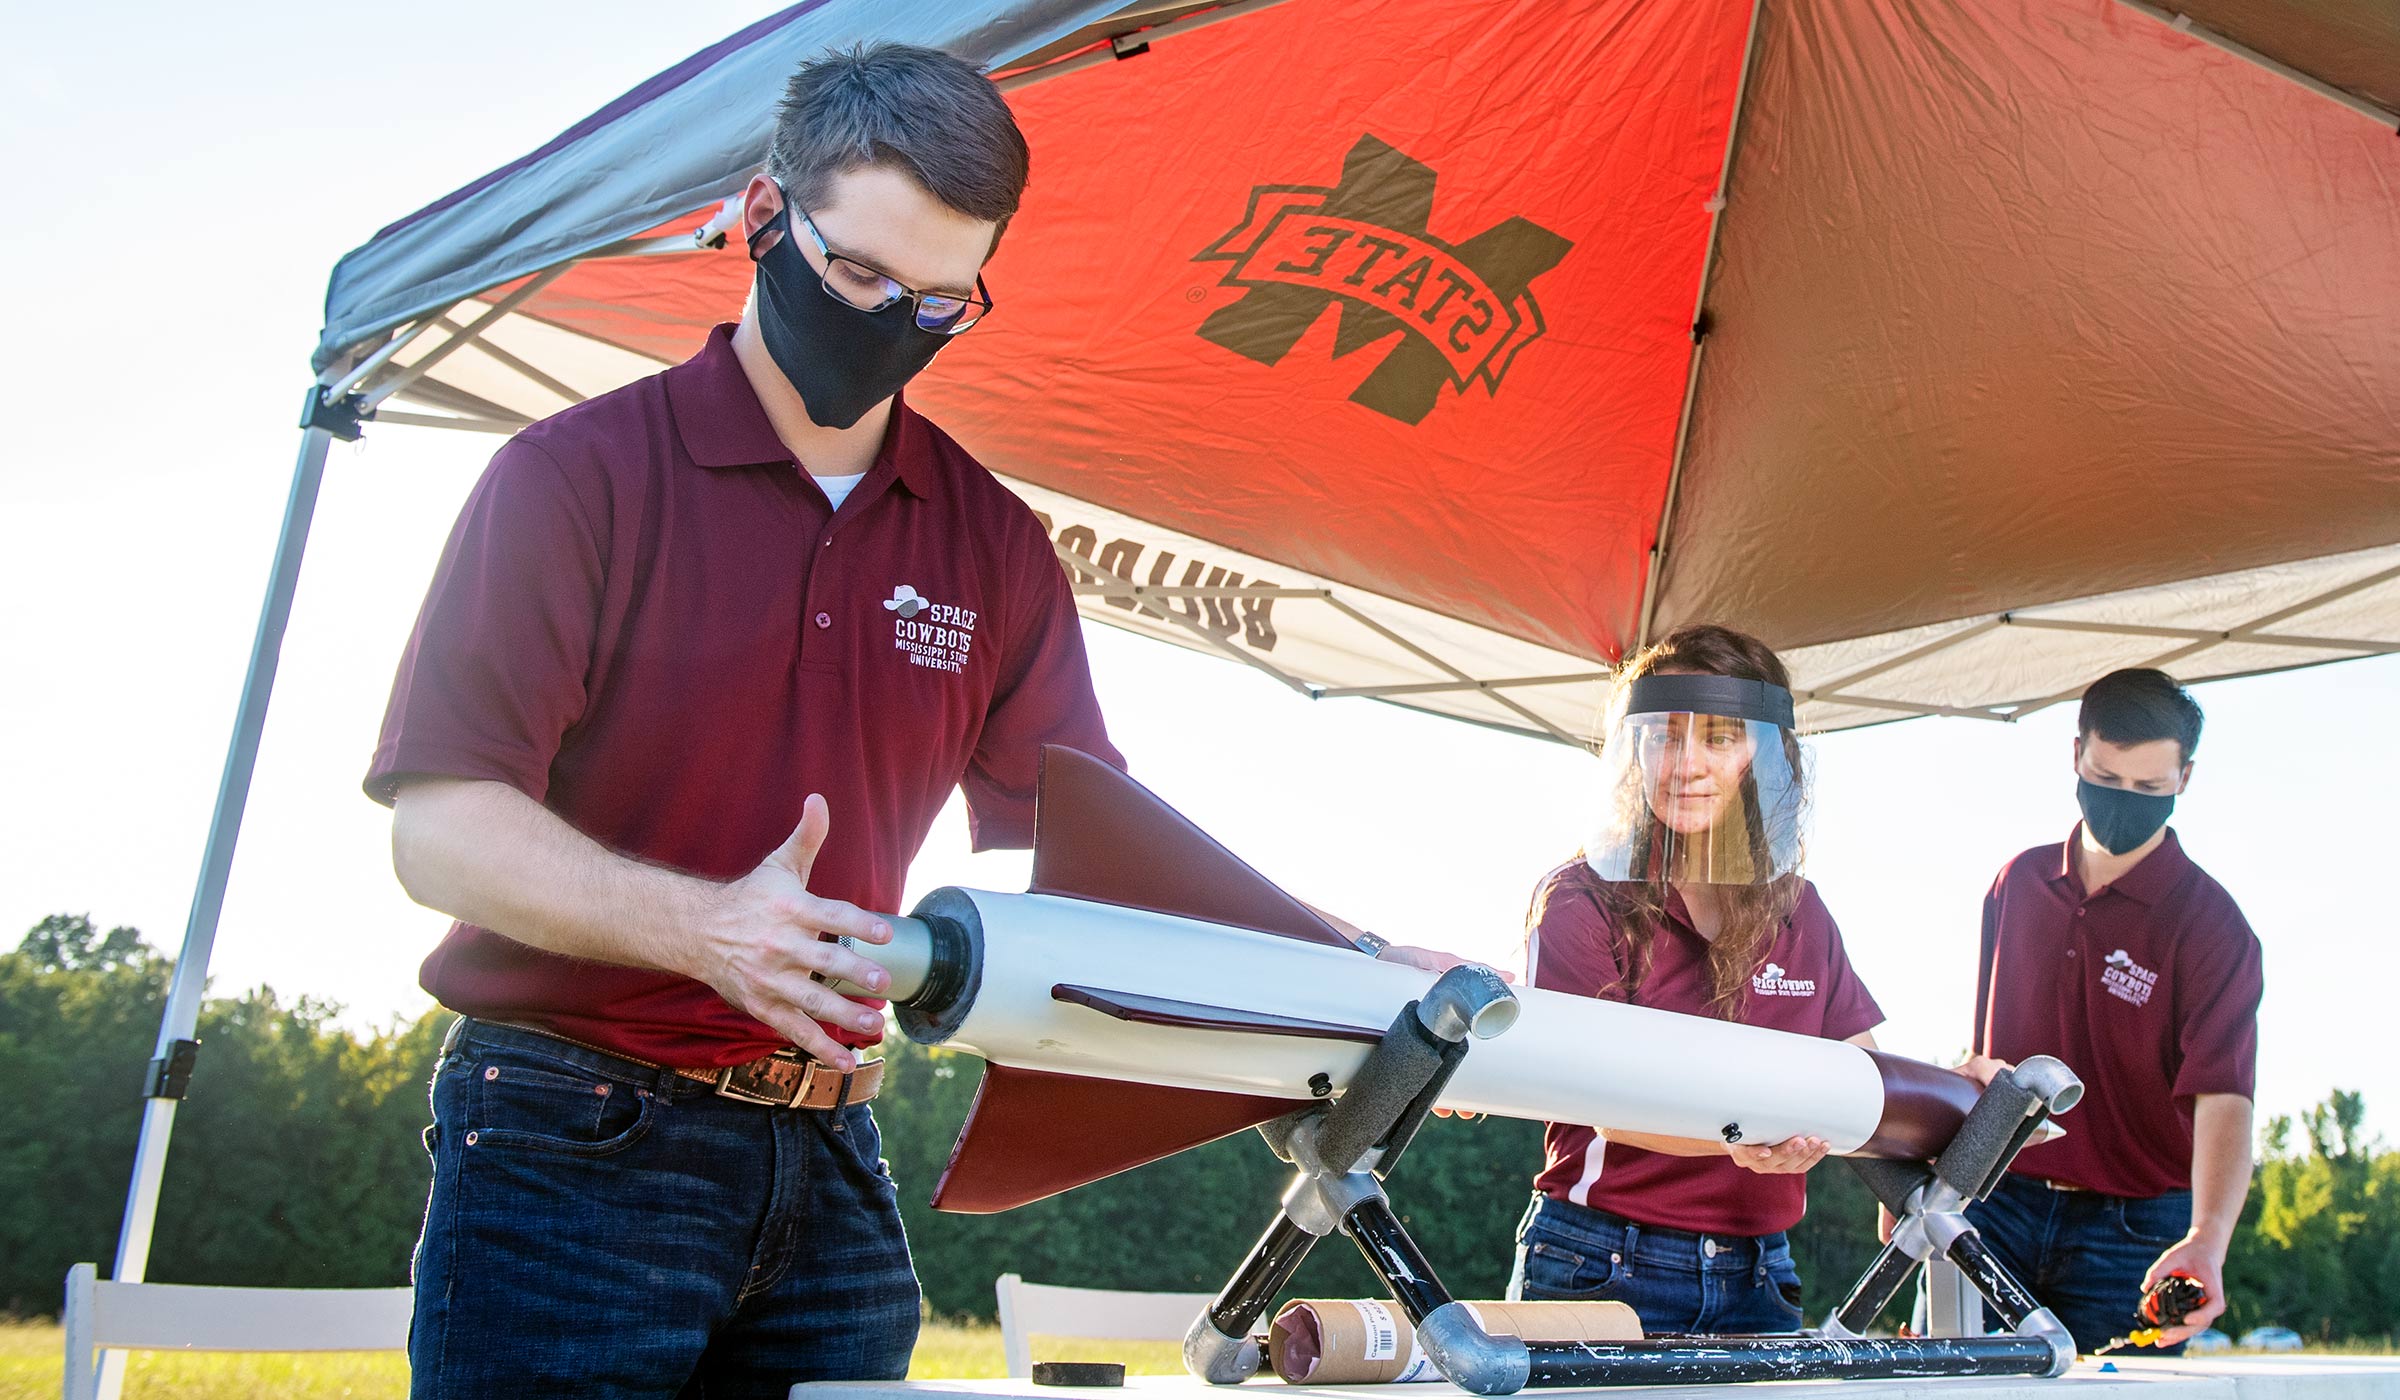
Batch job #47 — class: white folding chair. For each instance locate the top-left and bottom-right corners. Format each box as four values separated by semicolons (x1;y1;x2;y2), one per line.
993;1272;1223;1378
62;1262;414;1400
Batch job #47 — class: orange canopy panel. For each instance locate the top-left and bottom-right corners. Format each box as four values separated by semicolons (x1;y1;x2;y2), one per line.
914;0;1750;665
331;0;2400;740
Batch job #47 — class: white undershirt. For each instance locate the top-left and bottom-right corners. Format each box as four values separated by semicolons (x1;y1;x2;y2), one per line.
813;471;869;510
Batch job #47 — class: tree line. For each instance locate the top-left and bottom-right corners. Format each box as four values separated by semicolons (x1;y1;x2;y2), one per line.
5;913;2393;1344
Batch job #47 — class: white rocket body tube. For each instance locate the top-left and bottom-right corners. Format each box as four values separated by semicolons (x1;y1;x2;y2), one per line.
875;889;1887;1154
846;747;1986;1214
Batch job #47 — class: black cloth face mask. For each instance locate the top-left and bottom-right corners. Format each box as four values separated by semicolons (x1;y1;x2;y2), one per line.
2076;777;2175;855
748;200;950;430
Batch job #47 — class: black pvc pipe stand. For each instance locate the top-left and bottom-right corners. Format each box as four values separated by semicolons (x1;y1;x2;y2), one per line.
1522;1335;2060;1388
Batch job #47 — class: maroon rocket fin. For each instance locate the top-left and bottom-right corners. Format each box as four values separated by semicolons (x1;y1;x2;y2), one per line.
1031;745;1353;947
1053;984;1386;1044
930;1062;1297;1213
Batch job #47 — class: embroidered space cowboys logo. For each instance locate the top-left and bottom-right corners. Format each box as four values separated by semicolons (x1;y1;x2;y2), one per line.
1752;961;1818;998
1192;134;1572;424
883;584;977;674
2102;948;2158;1008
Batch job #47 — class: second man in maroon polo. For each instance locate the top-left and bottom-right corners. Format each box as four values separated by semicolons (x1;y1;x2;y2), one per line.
1960;669;2262;1356
368;46;1121;1399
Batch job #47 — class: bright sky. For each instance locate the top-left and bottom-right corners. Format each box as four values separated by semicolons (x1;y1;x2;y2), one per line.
5;2;2394;1146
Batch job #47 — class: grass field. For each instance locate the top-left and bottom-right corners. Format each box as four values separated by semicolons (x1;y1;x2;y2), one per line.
9;1318;2393;1399
1;1319;1185;1399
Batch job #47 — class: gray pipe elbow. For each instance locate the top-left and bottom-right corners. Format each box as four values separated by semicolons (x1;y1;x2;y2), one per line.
2007;1055;2084;1116
1182;1316;1261;1385
2019;1307;2078;1377
1416;1302;1531;1395
1417;965;1520;1043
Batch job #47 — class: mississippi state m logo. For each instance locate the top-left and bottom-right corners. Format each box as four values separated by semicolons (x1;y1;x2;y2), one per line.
1193;133;1571;424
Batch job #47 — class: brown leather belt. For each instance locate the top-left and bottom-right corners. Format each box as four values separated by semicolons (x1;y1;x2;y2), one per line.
673;1049;885;1110
454;1017;883;1112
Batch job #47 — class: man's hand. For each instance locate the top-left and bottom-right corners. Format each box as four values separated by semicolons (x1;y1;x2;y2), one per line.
693;794;895;1071
2143;1093;2249;1345
1728;1135;1831;1175
1957;1054;2012;1087
2141;1239;2227;1345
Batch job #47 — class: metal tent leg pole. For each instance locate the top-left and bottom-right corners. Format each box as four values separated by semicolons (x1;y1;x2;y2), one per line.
1926;1256;1986;1336
94;416;341;1400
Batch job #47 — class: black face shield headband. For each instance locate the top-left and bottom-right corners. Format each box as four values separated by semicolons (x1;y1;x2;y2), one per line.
1620;673;1797;727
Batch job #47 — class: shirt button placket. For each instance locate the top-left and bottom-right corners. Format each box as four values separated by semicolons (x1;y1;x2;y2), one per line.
806;533;836;641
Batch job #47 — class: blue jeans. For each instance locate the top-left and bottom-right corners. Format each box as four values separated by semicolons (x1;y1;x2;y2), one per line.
408;1020;920;1399
1513;1195;1807;1334
1965;1174;2192;1356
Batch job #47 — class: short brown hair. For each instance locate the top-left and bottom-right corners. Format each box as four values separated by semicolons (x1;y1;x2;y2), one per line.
2079;668;2204;763
768;44;1030;237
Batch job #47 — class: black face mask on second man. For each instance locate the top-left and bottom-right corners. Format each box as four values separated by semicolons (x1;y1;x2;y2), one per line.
747;198;951;431
2076;778;2176;856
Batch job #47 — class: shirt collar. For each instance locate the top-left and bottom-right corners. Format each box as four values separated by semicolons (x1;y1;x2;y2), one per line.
663;323;937;498
882;395;939;499
2053;823;2190;906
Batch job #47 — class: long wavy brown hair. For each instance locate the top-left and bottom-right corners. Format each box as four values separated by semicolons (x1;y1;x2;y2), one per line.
1589;624;1807;1019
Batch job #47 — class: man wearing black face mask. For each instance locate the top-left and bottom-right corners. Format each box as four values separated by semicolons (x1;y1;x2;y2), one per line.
1954;669;2262;1357
371;44;1122;1398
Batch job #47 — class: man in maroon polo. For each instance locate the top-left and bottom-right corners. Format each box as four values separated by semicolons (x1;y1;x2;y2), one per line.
366;46;1120;1398
1961;669;2261;1355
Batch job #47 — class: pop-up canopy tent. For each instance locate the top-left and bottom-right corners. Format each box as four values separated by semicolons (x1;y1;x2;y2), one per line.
308;0;2400;743
107;0;2398;1325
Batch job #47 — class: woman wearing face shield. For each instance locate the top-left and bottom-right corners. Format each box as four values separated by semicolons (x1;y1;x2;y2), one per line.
1506;624;1885;1333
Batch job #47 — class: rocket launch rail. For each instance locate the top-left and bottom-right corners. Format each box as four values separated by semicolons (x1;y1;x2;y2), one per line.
1174;963;2082;1391
847;749;2086;1392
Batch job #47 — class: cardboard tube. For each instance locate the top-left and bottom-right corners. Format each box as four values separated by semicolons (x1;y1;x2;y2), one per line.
1271;1299;1439;1384
1270;1299;1642;1384
1462;1299;1644;1343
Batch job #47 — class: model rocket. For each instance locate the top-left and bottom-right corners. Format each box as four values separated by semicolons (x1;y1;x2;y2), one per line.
840;748;1987;1214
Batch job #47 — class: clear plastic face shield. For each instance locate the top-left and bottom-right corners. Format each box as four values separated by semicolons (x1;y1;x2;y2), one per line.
1584;673;1806;885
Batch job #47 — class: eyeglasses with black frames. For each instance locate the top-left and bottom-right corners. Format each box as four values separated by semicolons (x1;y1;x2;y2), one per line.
760;190;995;335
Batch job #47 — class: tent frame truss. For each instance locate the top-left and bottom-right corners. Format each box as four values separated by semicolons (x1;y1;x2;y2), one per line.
325;203;753;435
1055;548;1597;745
1800;569;2400;724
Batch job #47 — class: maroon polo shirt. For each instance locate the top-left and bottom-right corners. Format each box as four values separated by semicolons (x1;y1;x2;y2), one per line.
1977;827;2262;1198
367;323;1120;1067
1528;859;1884;1236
